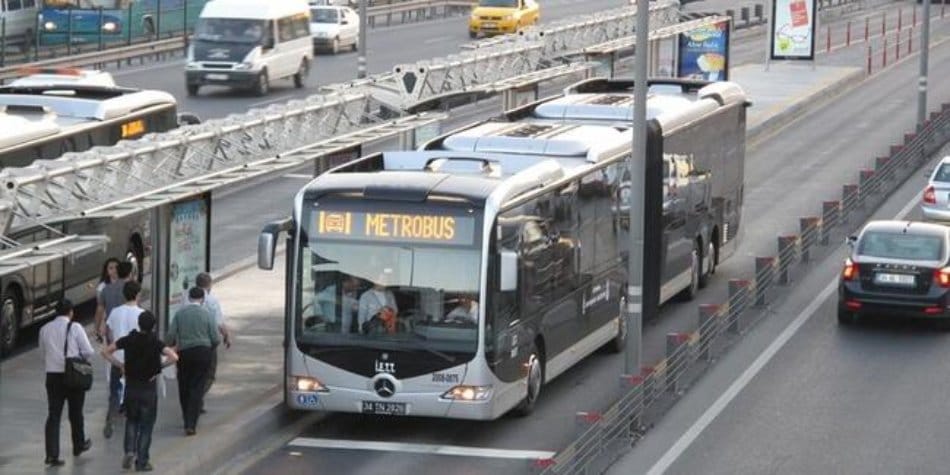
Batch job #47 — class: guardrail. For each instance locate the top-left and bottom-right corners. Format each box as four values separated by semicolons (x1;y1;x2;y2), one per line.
534;103;950;475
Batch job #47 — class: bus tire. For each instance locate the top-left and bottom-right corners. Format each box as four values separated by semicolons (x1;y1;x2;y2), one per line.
186;84;199;96
254;70;269;97
513;342;544;416
293;58;309;88
678;243;700;301
698;238;716;289
0;288;22;357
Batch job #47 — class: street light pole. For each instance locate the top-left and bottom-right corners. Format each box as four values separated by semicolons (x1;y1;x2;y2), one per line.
918;0;931;130
624;0;649;376
357;0;368;79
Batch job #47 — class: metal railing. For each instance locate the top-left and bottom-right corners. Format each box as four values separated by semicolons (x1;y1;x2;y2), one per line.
536;102;950;475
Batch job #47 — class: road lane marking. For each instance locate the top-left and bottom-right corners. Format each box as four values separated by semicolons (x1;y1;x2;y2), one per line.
288;437;556;460
110;59;186;77
283;173;313;179
646;190;923;474
424;35;454;45
250;95;297;108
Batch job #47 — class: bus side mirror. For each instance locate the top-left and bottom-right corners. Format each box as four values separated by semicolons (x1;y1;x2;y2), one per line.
500;250;518;292
259;217;294;270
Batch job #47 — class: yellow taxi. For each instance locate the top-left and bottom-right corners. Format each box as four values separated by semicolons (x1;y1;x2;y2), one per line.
468;0;540;38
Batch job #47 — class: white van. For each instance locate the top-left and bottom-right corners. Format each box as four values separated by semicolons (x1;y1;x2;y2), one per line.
1;0;39;52
309;5;359;54
185;0;313;96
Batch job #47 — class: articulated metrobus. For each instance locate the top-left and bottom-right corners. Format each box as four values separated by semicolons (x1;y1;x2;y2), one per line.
0;72;196;356
257;79;748;419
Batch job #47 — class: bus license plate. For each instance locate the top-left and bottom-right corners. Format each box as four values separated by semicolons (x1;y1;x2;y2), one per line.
874;273;915;286
361;401;406;415
206;73;228;81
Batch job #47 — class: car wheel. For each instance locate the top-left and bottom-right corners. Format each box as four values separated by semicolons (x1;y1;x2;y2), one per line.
186;84;199;97
513;343;543;416
837;307;856;325
254;71;269;97
0;291;21;357
332;37;340;54
293;58;309;88
699;239;716;288
469;31;477;39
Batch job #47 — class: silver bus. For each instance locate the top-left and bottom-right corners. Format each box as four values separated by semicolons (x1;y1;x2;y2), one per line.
257;79;748;419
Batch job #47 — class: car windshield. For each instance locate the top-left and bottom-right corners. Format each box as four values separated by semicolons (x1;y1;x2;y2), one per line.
479;0;518;7
310;8;338;23
858;231;944;261
934;163;950;183
295;205;482;355
194;18;268;44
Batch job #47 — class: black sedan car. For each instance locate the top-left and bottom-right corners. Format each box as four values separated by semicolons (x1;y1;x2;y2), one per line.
838;220;950;325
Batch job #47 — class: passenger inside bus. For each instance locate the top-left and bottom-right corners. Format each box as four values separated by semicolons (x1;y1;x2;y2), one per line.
358;269;400;334
443;296;478;325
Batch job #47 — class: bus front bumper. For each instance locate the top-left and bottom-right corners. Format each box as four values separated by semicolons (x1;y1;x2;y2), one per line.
288;387;498;420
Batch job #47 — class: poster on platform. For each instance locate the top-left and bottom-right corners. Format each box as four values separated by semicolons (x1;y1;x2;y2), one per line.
167;194;210;321
677;20;730;81
770;0;817;60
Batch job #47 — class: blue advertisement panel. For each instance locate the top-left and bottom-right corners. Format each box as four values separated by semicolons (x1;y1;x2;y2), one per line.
677;20;730;81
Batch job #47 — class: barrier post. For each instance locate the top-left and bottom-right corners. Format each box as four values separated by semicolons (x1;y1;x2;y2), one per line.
896;32;900;61
127;5;133;46
66;8;73;56
913;5;917;27
665;333;690;394
98;7;104;51
777;236;797;285
908;28;913;55
157;0;163;39
882;12;886;37
860;169;877;203
697;304;720;362
842;184;859;217
898;8;903;32
822;201;840;240
1;17;5;68
847;20;851;46
827;25;831;52
727;279;750;334
754;257;775;307
867;44;872;74
865;16;869;42
883;36;888;66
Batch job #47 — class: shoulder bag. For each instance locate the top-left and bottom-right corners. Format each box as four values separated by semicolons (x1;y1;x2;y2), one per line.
64;321;94;391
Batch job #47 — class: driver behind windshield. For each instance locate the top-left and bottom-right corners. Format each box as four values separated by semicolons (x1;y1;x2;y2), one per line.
358;269;399;334
443;296;478;324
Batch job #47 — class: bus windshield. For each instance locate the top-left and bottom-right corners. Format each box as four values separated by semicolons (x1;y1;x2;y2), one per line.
296;205;482;355
194;18;268;44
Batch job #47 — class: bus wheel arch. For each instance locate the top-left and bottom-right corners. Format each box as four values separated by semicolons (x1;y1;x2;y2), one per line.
0;284;24;356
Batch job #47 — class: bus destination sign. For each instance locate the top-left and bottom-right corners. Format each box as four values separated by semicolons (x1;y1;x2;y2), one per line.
314;210;475;245
120;119;147;139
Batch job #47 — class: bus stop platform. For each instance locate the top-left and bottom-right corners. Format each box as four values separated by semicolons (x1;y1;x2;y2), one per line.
0;62;863;475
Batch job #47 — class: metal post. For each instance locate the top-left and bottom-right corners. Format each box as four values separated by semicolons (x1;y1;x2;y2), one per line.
184;0;188;40
67;8;72;56
765;0;774;71
98;7;104;51
918;0;931;131
1;18;5;68
624;0;649;376
127;5;133;46
358;0;368;79
157;0;163;39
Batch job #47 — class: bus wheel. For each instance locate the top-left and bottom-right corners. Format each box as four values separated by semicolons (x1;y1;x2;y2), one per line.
699;239;716;289
679;244;700;301
0;290;21;357
514;344;544;416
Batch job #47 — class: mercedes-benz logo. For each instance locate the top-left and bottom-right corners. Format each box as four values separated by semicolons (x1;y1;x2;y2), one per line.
374;377;396;398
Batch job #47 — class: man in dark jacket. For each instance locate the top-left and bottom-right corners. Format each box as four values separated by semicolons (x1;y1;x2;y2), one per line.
165;287;219;435
103;311;178;471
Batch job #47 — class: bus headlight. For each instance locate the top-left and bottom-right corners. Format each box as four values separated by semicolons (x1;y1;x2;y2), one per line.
293;376;328;392
441;385;492;401
102;21;118;32
43;21;57;31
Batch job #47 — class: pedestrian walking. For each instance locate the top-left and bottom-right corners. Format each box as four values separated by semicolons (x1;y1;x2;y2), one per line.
196;272;231;411
103;280;145;438
39;299;93;467
102;311;178;472
165;287;219;435
93;257;120;343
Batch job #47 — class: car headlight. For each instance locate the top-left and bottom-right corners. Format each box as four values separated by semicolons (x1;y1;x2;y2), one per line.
235;62;255;70
43;21;57;31
441;385;492;401
293;376;328;392
503;14;514;21
102;21;117;32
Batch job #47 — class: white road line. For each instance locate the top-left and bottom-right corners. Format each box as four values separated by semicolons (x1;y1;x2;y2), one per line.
110;59;186;77
424;35;454;45
250;95;295;108
646;190;923;475
288;437;556;460
282;173;313;179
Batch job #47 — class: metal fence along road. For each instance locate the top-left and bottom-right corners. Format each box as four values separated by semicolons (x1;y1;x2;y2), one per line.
534;100;950;475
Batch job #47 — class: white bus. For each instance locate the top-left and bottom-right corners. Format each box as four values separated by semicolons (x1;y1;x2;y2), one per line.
257;79;748;419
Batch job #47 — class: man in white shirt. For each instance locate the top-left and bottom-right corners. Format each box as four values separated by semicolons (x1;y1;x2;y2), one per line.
196;273;231;409
103;280;144;439
444;296;479;324
358;270;399;334
39;299;93;466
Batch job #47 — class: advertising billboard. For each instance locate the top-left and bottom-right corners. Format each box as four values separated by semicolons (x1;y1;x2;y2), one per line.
770;0;817;60
167;194;211;320
677;20;730;81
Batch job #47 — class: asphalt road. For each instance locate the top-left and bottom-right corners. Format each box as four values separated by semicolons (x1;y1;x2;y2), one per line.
235;4;950;475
